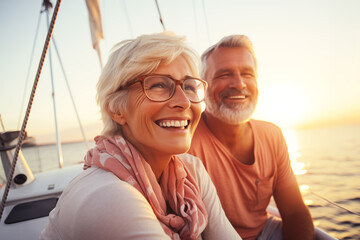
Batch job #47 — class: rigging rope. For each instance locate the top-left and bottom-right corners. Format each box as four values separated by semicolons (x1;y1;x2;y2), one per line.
154;0;166;31
311;191;360;217
17;7;43;130
51;37;90;150
201;0;211;44
0;114;6;132
0;0;62;221
192;0;200;50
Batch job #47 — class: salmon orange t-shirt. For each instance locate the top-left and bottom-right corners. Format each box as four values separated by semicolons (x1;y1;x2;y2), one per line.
188;117;297;240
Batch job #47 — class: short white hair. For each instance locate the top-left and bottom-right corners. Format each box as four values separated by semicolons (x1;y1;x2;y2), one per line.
200;34;257;79
96;32;200;136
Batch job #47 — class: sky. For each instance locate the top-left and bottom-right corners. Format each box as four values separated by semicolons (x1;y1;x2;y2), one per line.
1;0;360;144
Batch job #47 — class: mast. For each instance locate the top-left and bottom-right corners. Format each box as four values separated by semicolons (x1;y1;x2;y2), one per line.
44;0;63;168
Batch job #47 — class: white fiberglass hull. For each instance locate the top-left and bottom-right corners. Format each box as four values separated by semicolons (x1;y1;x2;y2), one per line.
0;164;83;240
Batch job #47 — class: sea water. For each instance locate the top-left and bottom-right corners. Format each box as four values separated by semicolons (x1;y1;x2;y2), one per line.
1;124;359;239
289;124;360;240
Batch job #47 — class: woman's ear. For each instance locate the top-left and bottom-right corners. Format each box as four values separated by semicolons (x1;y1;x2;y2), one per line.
109;111;127;125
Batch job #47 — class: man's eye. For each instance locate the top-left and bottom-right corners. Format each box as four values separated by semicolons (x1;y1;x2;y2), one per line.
242;73;254;78
217;73;231;78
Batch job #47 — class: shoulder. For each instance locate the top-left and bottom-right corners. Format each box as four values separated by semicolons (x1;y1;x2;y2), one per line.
178;152;203;165
250;118;282;131
81;168;147;204
177;153;205;175
177;153;210;194
192;115;210;137
58;167;153;221
51;168;169;239
250;119;284;138
63;167;142;203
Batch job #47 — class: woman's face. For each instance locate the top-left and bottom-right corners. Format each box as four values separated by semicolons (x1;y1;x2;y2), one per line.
115;56;202;161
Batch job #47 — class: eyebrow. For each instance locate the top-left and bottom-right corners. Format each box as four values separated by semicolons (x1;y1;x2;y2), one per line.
214;67;255;76
169;74;198;81
214;68;232;76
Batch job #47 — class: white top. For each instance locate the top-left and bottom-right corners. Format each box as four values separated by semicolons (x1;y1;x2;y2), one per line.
40;153;241;240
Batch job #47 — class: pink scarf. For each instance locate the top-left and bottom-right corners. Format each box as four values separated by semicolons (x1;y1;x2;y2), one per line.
84;135;208;239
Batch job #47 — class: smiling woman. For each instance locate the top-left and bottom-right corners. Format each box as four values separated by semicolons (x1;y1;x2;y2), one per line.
256;83;308;129
39;32;241;240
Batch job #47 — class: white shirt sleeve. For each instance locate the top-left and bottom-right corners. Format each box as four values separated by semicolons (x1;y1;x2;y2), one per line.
41;167;171;240
41;157;241;240
179;153;242;240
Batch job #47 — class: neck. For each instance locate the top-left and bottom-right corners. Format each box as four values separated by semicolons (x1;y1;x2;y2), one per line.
122;131;172;181
204;112;249;144
137;149;172;181
204;111;254;165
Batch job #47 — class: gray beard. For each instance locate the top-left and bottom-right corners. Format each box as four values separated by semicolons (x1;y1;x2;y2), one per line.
205;95;257;125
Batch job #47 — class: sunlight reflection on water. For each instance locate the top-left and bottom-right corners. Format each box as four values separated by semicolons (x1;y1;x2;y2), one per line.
282;125;360;239
282;129;307;176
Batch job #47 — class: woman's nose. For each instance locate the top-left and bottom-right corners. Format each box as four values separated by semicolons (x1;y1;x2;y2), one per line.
168;85;191;109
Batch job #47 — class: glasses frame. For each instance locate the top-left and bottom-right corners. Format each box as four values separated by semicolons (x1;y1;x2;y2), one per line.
119;74;208;103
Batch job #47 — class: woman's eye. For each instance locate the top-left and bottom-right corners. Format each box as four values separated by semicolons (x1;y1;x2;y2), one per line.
184;85;196;93
149;82;166;89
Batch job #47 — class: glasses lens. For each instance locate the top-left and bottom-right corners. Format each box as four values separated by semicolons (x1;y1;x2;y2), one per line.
183;79;206;102
143;76;175;101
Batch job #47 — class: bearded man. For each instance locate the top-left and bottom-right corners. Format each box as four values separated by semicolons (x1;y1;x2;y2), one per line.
188;35;314;240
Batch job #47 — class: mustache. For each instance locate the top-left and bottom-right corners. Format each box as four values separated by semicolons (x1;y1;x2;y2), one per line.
220;89;251;98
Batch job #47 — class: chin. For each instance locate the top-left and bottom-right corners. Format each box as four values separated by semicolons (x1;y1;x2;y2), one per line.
165;144;190;155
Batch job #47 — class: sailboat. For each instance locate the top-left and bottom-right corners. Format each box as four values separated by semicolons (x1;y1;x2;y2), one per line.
0;0;339;239
0;1;96;239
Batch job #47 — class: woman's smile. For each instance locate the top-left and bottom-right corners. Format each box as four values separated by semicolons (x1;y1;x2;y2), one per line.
155;119;190;129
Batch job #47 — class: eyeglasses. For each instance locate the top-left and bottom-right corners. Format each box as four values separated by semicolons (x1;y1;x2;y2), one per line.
119;74;207;103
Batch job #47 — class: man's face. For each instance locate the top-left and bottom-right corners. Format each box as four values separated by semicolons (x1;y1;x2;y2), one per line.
204;47;258;124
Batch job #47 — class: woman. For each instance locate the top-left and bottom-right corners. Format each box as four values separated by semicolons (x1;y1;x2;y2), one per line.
40;33;241;240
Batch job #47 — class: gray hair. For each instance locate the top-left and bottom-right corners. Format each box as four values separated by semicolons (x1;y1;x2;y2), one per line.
96;32;200;136
200;34;257;79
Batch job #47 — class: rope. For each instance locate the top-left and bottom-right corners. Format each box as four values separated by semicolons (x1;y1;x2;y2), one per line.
51;37;90;150
154;0;166;31
192;0;200;50
0;114;5;132
0;0;62;221
17;6;43;130
201;0;211;44
311;191;360;217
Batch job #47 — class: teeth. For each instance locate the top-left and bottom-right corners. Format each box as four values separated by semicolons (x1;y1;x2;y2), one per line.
158;120;189;128
229;95;246;99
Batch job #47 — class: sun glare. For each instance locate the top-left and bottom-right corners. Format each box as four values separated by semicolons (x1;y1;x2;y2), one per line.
257;83;308;128
282;129;307;176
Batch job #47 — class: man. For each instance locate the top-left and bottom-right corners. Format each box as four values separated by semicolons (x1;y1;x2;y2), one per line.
188;35;315;240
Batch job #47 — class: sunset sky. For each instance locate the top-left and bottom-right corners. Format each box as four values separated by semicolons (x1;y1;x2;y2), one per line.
1;0;360;144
